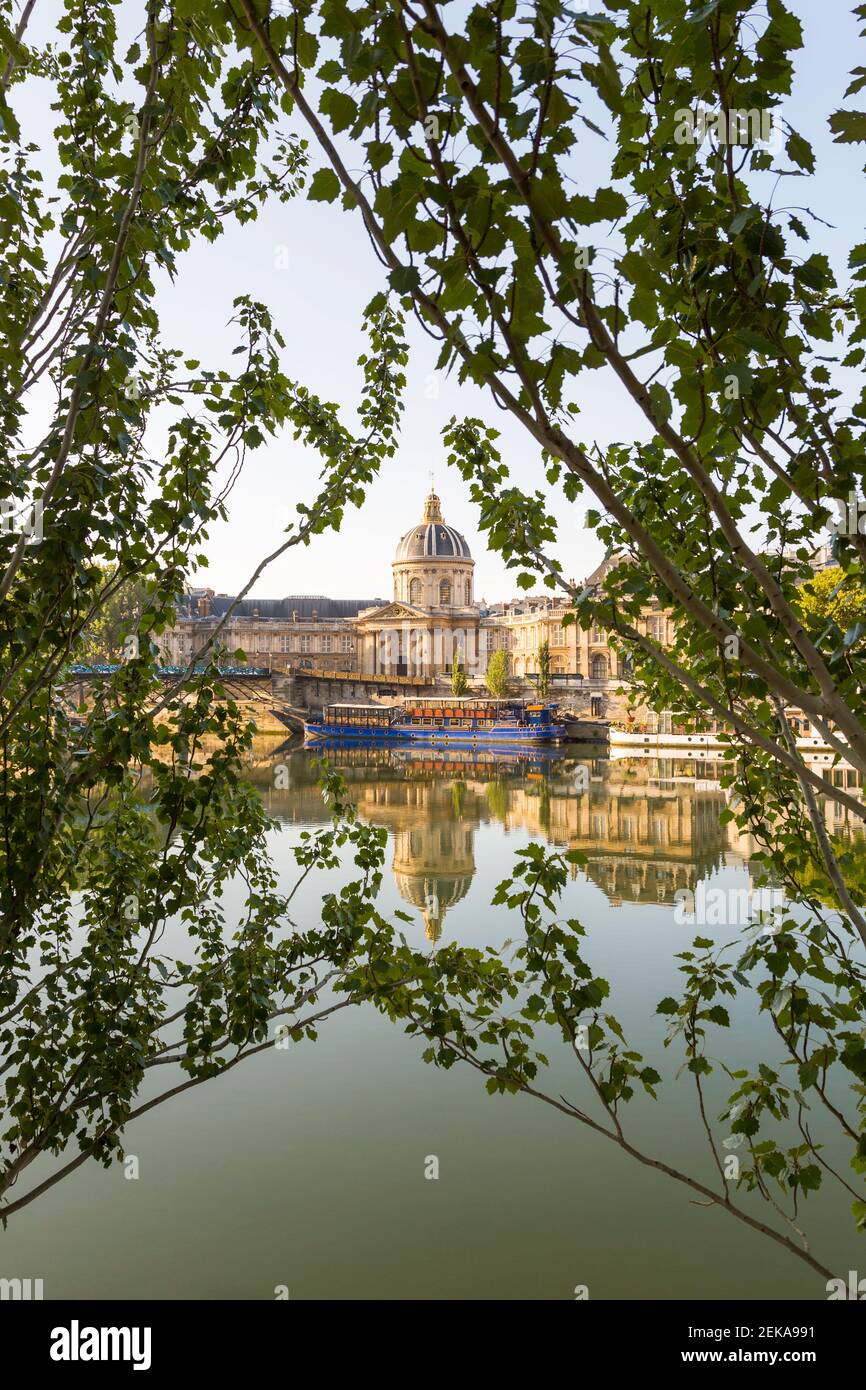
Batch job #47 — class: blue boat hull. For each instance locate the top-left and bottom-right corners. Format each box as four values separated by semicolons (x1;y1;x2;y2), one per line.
304;722;566;746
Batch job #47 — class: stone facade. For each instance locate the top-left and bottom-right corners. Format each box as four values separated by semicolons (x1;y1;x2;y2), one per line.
160;594;373;673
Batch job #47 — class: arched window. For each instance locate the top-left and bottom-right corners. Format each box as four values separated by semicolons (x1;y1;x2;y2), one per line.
591;654;609;680
439;579;451;605
409;578;422;605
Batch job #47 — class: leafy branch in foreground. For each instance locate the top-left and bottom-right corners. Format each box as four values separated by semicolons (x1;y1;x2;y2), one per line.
0;0;408;1219
0;769;396;1221
354;841;866;1283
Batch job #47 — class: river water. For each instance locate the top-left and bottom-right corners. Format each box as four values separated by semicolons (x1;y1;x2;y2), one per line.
3;741;862;1299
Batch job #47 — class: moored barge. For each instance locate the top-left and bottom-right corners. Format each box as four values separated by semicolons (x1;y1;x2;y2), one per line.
303;697;565;746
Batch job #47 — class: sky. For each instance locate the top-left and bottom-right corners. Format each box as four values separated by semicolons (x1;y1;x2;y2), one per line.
14;0;863;603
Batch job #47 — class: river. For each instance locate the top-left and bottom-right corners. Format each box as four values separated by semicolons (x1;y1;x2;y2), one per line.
2;741;861;1299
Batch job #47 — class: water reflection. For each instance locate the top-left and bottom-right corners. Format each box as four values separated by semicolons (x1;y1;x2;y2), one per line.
5;738;861;1300
248;742;777;940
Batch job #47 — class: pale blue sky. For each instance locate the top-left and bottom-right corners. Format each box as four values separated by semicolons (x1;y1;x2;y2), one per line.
15;0;862;601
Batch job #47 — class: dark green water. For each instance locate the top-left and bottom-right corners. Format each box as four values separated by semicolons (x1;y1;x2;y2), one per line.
2;743;861;1299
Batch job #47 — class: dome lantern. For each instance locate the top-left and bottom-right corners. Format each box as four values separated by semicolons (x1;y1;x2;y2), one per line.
422;488;442;523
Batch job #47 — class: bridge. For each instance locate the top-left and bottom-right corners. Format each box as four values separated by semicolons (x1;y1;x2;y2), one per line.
66;663;273;678
62;665;305;737
61;663;437;738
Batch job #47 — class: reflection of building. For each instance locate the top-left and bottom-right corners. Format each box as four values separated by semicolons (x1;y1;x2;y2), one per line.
393;823;474;943
355;774;479;945
255;747;763;938
502;759;750;907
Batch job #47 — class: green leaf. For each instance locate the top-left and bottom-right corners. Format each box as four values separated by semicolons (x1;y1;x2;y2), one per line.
320;89;357;134
387;265;421;294
785;131;815;172
829;110;866;144
656;997;679;1015
308;168;341;203
648;382;672;423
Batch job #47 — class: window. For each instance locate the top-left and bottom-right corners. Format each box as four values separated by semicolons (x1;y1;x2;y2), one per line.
591;654;608;680
464;579;471;603
439;579;451;604
646;615;666;643
321;634;332;653
590;625;605;643
409;578;422;605
486;630;496;652
341;635;353;653
300;634;312;653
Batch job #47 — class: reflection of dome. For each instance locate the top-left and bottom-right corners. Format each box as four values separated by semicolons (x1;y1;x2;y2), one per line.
394;489;472;560
394;871;472;943
392;816;475;945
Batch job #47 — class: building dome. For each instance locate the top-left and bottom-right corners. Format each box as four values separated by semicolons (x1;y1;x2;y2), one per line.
394;489;472;561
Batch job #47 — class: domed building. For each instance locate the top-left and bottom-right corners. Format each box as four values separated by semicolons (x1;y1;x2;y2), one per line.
164;484;660;721
355;488;482;677
392;488;475;609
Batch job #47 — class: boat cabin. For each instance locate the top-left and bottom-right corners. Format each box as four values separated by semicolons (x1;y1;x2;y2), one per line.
321;703;403;727
400;697;558;730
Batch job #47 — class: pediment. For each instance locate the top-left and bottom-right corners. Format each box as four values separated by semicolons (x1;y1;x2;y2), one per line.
357;602;429;624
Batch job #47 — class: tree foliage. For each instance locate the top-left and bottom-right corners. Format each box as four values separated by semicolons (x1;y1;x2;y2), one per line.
537;639;551;698
451;645;467;694
0;0;409;1219
797;565;866;651
485;648;510;697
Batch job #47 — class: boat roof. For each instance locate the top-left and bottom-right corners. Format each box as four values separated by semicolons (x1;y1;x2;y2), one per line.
407;696;519;703
324;702;402;709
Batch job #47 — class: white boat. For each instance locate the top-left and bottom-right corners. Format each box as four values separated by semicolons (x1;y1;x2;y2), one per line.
608;727;842;755
609;728;728;751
